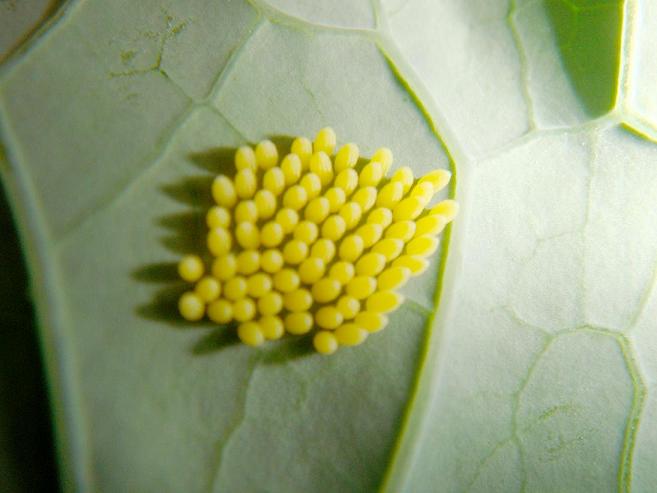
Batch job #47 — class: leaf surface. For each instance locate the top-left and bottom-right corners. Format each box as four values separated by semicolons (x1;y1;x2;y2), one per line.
2;0;657;492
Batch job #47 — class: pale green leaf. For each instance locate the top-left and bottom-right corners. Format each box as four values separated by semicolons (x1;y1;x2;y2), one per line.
2;0;657;492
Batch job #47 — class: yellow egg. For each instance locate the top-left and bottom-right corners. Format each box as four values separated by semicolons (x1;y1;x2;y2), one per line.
309;151;333;185
430;199;459;222
211;175;237;207
339;202;362;229
355;252;387;276
371;147;393;173
313;127;336;155
334;143;359;172
235;200;258;223
300;173;322;200
325;187;346;212
224;276;248;301
336;295;360;319
207;227;232;256
294;220;319;244
321;214;347;241
275;208;299;233
376;181;404;209
329;261;355;285
359;161;384;187
315;306;344;330
234;168;257;199
273;269;301;293
195;276;221;302
255;139;278;170
355;312;388;333
257;292;284;316
393;197;425;221
311;277;342;303
235;222;259;249
291;136;313;168
305;197;330;223
338;234;364;262
410;181;434;205
313;331;339;355
260;315;284;340
371;238;405;261
281;153;303;185
310;238;336;264
237;321;264;346
207;299;233;323
299;257;326;284
345;275;377;300
391;166;414;193
283;185;308;211
206;206;231;229
211;254;237;281
261;249;284;273
283;239;309;265
235;145;257;171
285;312;313;335
406;236;440;257
415;214;447;236
178;292;205;321
366;291;404;313
260;221;284;248
392;255;430;275
418;169;451;192
377;266;411;290
247;273;272;298
233;297;256;321
284;289;313;312
352;186;377;212
334;168;358;195
263;168;285;196
384;220;417;241
236;250;260;275
254;189;277;219
178;254;204;282
335;324;368;346
356;223;383;248
367;207;393;228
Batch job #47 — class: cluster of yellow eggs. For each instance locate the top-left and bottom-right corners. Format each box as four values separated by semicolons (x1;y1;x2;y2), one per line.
177;127;458;354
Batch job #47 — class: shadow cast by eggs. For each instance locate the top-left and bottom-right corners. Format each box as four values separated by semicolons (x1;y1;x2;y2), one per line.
188;147;235;175
191;325;240;355
261;335;314;365
158;211;206;255
161;176;214;207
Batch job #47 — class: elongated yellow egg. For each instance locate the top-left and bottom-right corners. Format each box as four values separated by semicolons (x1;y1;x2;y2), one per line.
262;167;285;197
178;254;204;282
207;227;232;256
235;145;256;171
212;175;237;207
179;292;205;321
260;315;284;340
291;136;312;168
285;312;313;335
335;324;368;346
334;143;359;172
238;321;264;346
260;221;284;248
255;139;278;170
310;239;336;264
281;153;302;185
234;168;257;199
211;254;237;281
314;331;339;355
313;127;336;155
207;299;233;323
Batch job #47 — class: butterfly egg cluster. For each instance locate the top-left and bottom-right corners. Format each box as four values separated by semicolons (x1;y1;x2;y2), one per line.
177;127;458;355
